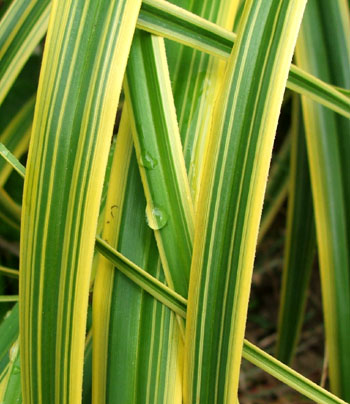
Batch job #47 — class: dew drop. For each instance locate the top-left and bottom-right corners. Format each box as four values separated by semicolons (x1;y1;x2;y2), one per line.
146;205;168;230
9;341;19;362
12;365;20;375
140;151;158;169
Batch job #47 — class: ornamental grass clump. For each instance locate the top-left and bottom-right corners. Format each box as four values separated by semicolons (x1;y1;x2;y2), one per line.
0;0;349;403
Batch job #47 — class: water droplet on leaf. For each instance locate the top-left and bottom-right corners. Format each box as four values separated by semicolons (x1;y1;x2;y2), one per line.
146;205;168;230
13;365;20;375
9;341;19;361
140;151;158;169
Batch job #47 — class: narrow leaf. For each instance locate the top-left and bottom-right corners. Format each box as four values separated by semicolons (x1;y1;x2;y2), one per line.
295;0;350;398
19;0;142;402
243;340;347;404
184;1;307;402
125;31;194;298
276;97;315;364
95;236;187;318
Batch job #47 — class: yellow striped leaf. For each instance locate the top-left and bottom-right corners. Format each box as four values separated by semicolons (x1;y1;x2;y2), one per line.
295;0;350;399
184;1;307;402
19;0;141;402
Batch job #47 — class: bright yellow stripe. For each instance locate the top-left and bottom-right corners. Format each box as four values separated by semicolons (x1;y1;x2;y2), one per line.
92;109;133;404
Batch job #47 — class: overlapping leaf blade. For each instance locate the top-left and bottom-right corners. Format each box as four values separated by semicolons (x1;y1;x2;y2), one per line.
184;1;307;402
258;132;290;243
0;0;348;403
19;0;141;402
295;0;350;399
92;112;182;404
125;31;194;298
276;97;315;364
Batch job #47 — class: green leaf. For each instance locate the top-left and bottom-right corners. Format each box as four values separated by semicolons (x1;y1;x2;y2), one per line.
167;0;236;208
125;30;194;298
0;296;18;302
243;340;347;404
295;0;350;399
0;339;22;404
0;143;26;180
95;236;345;404
19;0;142;402
258;132;290;243
184;1;307;402
0;188;21;231
95;236;187;318
276;97;315;364
92;113;182;403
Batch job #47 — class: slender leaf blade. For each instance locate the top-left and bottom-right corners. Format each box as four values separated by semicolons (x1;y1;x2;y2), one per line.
92;112;183;403
276;97;315;364
295;0;350;399
184;1;307;402
125;31;194;298
19;0;141;402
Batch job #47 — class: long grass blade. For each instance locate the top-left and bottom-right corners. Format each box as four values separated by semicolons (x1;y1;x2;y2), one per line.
92;111;182;403
95;244;346;404
0;188;21;231
95;236;187;317
19;0;141;402
184;1;307;402
276;97;315;364
167;0;237;209
243;340;347;404
138;1;350;118
125;30;194;298
295;0;350;399
0;296;18;302
0;143;25;179
0;266;18;279
258;133;290;243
